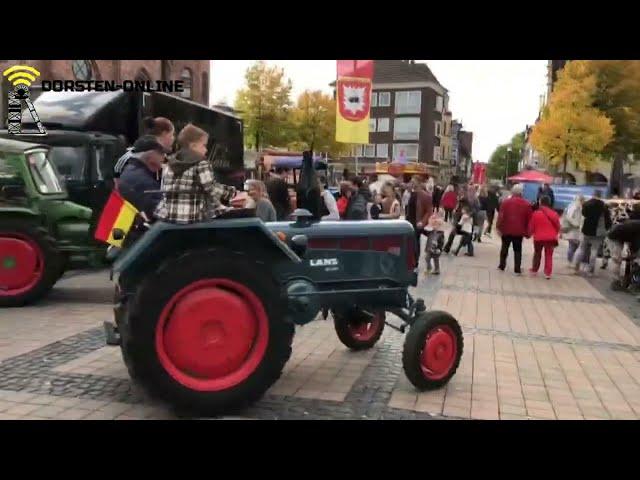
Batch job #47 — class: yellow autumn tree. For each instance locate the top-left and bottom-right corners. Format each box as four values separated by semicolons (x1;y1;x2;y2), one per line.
531;60;614;182
288;90;351;158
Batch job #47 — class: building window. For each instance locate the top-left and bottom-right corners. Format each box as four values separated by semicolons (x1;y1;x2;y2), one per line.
352;145;363;157
371;92;378;107
435;121;441;137
363;144;376;158
435;95;444;112
202;72;209;104
377;118;389;132
434;146;441;163
378;92;391;107
369;118;376;132
393;117;420;140
393;144;419;161
72;60;92;81
180;68;193;99
376;144;388;158
395;91;421;114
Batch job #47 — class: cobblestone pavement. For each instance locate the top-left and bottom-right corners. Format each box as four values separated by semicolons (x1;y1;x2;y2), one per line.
1;229;639;420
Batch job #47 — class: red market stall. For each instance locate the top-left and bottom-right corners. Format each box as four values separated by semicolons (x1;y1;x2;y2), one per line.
508;170;554;184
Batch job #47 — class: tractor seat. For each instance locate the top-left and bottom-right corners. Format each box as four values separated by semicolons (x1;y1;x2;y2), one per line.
216;208;257;220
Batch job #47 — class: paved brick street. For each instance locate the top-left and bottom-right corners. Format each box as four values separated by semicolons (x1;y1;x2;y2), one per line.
1;230;639;420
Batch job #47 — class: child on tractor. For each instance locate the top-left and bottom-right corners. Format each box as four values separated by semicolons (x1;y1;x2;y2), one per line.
155;124;235;224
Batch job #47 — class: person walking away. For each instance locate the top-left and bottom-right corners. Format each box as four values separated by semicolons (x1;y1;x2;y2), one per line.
537;183;555;209
572;189;612;277
114;117;175;182
423;211;445;274
496;183;532;275
443;198;468;254
454;206;474;256
266;167;292;221
296;151;323;220
528;195;560;279
155;124;235;224
560;194;584;264
246;179;277;222
336;182;351;219
433;185;443;214
117;136;166;221
378;182;402;219
441;185;457;223
318;176;340;220
607;215;640;289
406;176;433;265
485;185;499;236
475;185;489;242
345;176;372;220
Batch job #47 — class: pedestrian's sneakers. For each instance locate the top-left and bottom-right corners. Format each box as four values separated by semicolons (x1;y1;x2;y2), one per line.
545;275;551;280
514;271;523;276
529;269;538;276
432;270;440;275
464;253;474;257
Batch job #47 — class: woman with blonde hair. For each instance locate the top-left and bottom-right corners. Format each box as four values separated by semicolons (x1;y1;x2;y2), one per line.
379;182;402;219
246;179;277;222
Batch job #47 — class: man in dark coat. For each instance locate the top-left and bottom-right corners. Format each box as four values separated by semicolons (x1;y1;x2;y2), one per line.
296;150;323;220
117;136;164;219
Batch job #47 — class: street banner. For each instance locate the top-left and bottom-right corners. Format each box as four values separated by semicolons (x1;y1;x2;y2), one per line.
94;190;139;247
336;60;373;144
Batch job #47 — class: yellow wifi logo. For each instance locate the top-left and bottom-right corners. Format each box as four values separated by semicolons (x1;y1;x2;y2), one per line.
2;65;41;87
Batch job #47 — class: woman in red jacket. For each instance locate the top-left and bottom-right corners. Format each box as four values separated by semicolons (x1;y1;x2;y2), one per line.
528;195;561;279
441;185;458;222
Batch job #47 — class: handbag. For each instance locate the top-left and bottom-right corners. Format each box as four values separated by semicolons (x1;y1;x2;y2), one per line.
540;208;559;247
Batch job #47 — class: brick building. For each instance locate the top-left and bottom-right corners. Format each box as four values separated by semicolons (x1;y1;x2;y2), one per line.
333;60;449;176
0;60;210;122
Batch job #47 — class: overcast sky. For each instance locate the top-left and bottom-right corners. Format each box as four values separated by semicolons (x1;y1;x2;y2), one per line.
209;60;548;162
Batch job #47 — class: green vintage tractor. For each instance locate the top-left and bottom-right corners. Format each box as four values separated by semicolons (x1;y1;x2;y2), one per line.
0;138;106;307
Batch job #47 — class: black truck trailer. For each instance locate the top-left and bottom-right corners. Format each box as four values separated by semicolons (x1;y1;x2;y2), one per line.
0;90;244;213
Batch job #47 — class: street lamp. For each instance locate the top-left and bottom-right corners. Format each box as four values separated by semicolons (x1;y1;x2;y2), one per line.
505;147;512;183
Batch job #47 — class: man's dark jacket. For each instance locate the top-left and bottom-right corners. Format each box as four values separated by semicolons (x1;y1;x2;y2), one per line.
581;198;612;236
117;158;161;219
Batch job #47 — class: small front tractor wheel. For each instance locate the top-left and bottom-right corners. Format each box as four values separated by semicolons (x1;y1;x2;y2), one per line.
333;308;385;351
0;220;65;307
121;248;293;416
402;311;463;390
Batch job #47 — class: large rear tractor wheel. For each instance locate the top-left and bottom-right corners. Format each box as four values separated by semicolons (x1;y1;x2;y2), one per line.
0;220;65;307
402;311;463;390
120;248;294;416
333;308;385;351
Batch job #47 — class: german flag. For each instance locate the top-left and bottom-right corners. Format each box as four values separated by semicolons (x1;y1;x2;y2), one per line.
94;190;139;247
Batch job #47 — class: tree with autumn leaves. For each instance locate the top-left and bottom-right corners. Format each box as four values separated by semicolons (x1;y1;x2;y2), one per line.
234;61;349;158
531;60;640;191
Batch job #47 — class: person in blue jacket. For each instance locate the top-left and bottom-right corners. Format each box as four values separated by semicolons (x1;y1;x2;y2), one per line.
117;136;165;220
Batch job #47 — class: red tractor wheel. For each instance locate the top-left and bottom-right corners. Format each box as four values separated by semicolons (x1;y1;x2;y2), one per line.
402;311;463;390
0;220;64;307
333;308;385;351
120;248;294;416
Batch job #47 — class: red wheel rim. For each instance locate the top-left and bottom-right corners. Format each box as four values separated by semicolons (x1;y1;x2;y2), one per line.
347;311;384;342
155;278;269;392
0;233;44;297
420;325;458;380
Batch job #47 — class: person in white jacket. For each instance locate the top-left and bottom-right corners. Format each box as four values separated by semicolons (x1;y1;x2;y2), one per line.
561;194;584;263
319;177;340;220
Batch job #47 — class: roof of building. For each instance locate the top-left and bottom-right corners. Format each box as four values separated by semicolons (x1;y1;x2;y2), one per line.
330;60;445;90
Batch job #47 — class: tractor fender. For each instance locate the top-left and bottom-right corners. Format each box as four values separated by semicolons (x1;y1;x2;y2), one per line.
113;217;301;284
0;207;43;226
